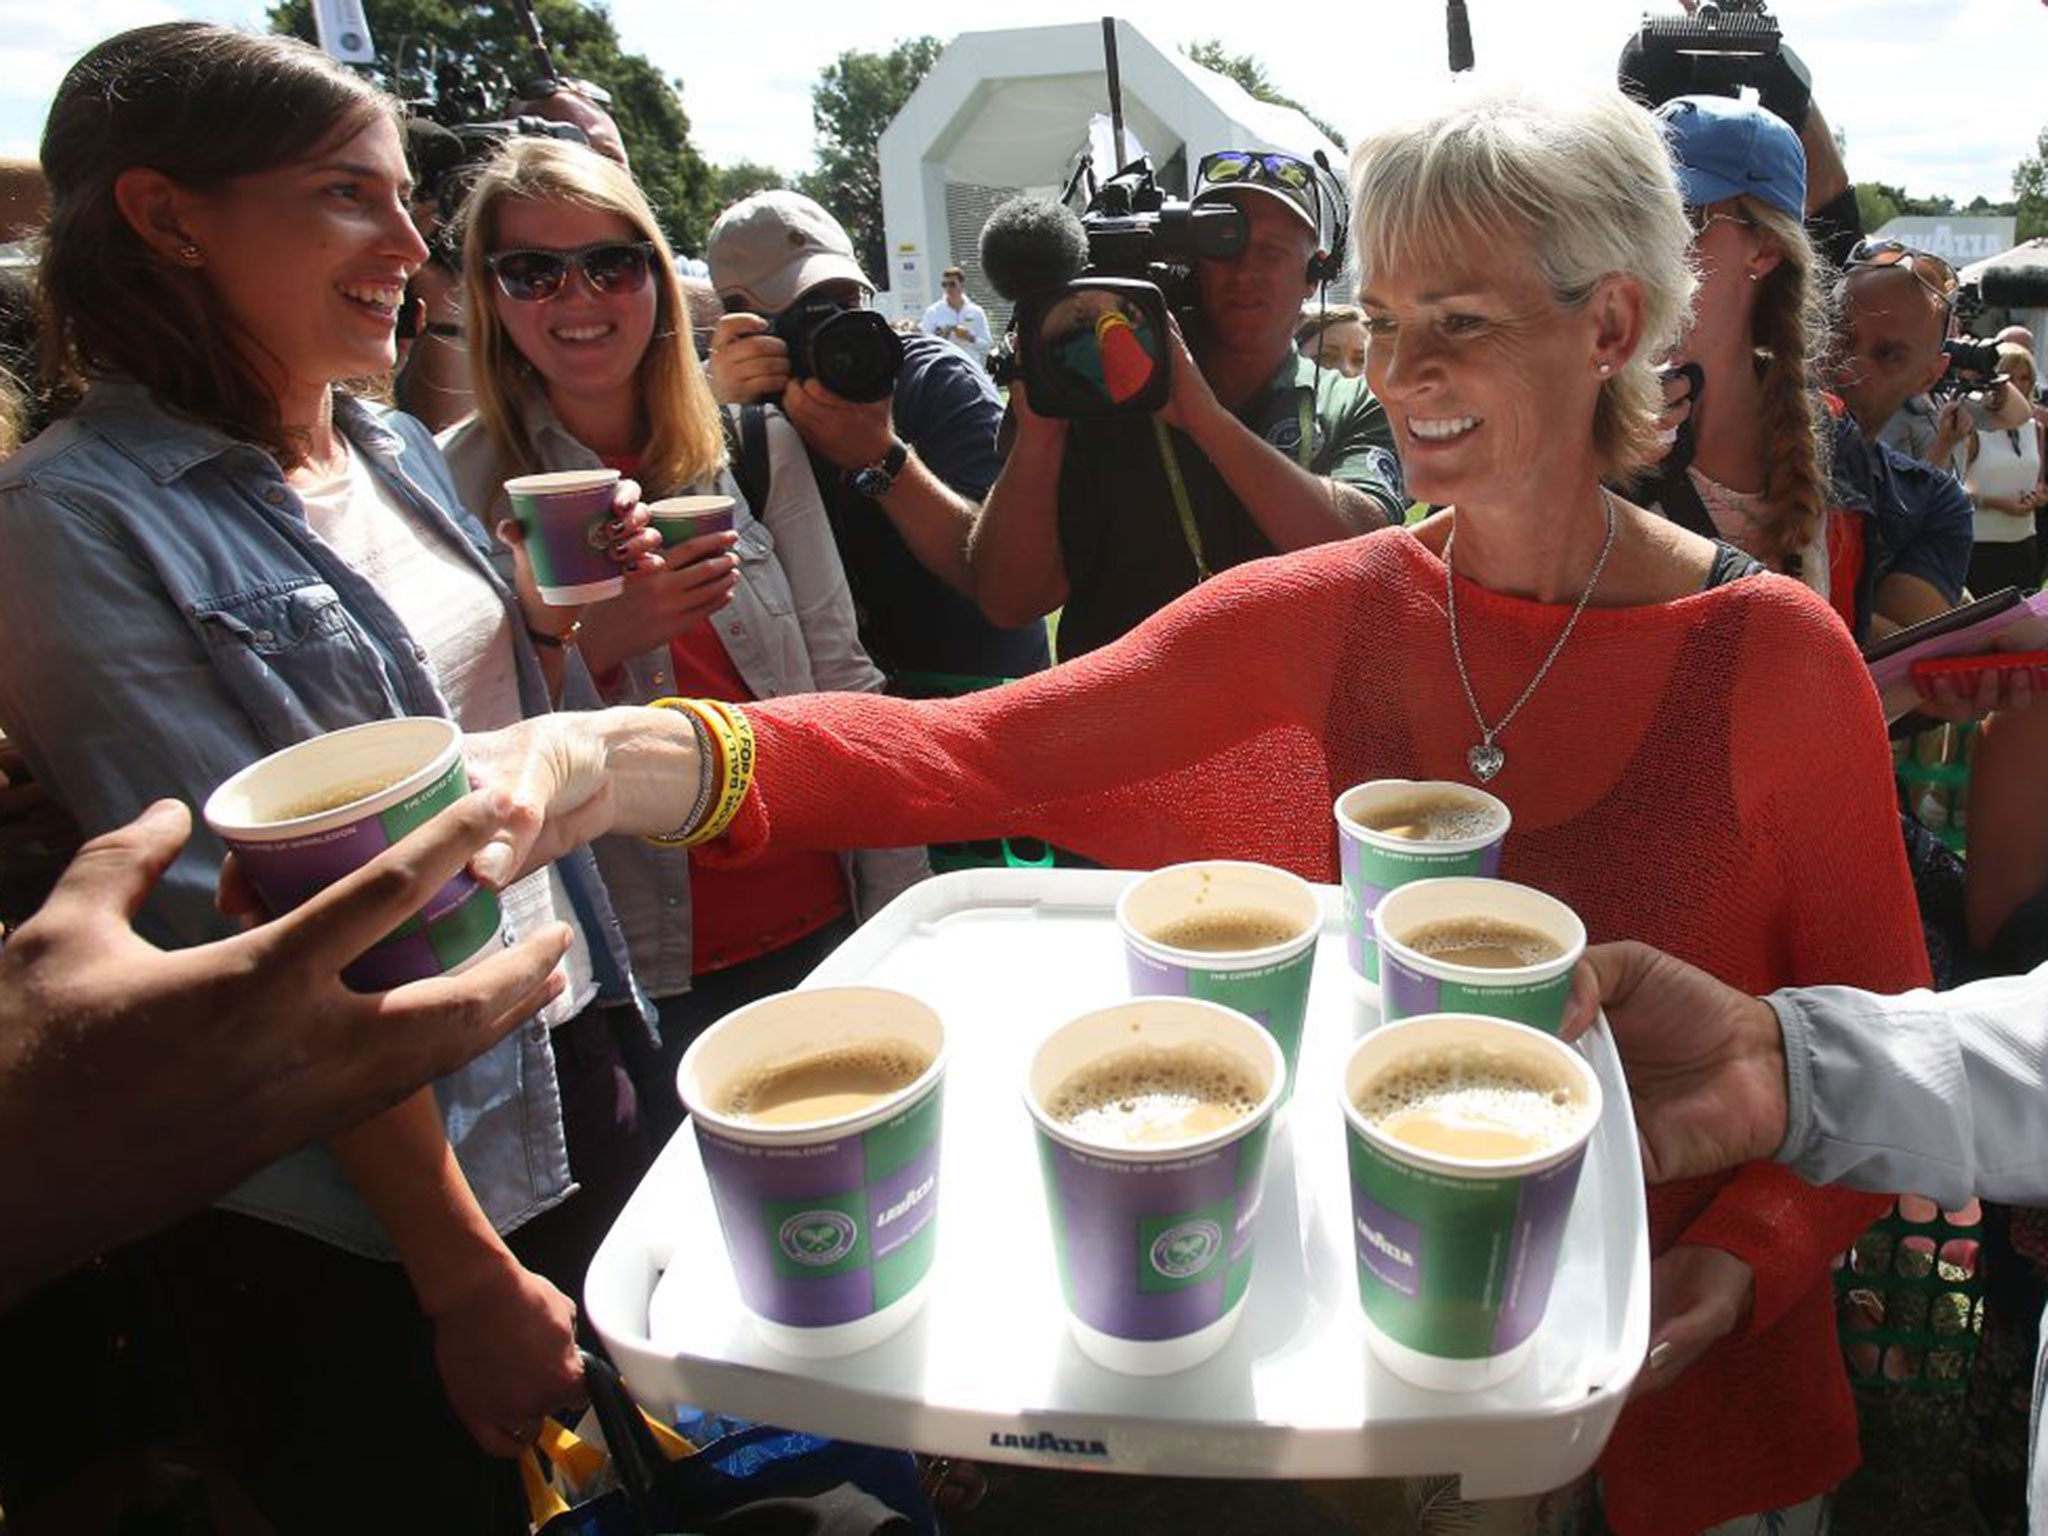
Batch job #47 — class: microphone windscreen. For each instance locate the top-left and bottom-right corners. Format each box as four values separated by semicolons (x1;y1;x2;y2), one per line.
980;197;1090;301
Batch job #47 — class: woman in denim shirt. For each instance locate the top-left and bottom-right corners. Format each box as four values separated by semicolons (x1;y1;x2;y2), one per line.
0;25;658;1529
441;140;926;1143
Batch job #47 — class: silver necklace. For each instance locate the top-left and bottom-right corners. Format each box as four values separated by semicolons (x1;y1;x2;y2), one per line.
1445;489;1617;783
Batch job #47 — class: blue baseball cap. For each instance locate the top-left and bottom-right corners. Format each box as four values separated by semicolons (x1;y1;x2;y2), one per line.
1656;96;1806;222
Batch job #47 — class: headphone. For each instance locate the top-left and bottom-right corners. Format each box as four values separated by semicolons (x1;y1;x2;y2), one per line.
1305;150;1350;289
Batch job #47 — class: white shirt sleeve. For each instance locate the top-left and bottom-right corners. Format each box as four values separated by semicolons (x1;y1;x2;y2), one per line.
1773;962;2048;1208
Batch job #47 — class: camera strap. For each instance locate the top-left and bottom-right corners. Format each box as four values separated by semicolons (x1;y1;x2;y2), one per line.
1151;395;1313;583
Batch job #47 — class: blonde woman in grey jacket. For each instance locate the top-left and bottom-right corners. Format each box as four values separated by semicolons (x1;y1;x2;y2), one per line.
443;138;926;1138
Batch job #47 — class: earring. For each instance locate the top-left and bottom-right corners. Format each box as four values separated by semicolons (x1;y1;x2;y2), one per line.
1746;270;1760;283
1597;362;1613;377
176;243;202;265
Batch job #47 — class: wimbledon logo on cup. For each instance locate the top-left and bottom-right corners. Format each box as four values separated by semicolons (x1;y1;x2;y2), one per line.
1149;1219;1224;1281
779;1210;860;1268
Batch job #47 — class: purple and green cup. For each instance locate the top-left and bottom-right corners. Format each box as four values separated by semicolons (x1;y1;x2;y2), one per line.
1024;998;1284;1375
1115;860;1319;1104
647;494;736;552
504;468;624;606
1374;877;1586;1036
1333;780;1510;993
1341;1013;1601;1391
678;987;946;1358
201;716;504;992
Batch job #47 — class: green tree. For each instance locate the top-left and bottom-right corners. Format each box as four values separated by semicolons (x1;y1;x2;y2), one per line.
268;0;718;253
805;36;945;280
1182;40;1346;153
1856;182;1901;234
2016;127;2048;242
713;160;791;210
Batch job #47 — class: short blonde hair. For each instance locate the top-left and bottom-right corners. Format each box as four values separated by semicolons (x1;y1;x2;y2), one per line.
459;138;725;493
1349;84;1695;480
2000;342;2038;395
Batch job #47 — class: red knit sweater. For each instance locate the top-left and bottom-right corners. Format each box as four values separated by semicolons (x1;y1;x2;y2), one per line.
704;530;1929;1534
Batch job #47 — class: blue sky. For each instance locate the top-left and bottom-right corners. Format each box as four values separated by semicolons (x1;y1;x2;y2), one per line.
2;0;2039;205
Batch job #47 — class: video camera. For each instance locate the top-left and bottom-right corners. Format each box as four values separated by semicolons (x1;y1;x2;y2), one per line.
979;19;1248;419
1618;0;1812;128
403;56;595;235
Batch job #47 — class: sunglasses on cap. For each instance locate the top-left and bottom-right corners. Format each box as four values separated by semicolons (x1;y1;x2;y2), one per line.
486;241;657;303
1195;150;1317;197
1846;238;1960;313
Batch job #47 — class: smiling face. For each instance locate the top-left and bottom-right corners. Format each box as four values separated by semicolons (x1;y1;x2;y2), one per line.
1195;191;1317;361
488;196;659;411
1361;237;1609;512
1830;266;1951;435
176;113;425;416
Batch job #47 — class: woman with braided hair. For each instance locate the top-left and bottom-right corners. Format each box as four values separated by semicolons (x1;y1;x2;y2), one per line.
1640;95;1858;624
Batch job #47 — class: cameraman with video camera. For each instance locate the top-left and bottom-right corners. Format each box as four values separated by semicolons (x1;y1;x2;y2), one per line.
704;190;1049;682
970;153;1403;659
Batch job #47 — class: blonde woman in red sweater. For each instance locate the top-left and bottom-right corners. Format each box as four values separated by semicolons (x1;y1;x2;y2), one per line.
472;85;1924;1536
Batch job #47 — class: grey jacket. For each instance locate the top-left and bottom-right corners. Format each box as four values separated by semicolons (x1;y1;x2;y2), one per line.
0;382;650;1257
1771;965;2048;1528
441;394;927;996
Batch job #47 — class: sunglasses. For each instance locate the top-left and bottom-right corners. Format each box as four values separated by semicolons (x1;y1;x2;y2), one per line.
1846;238;1959;313
1684;206;1755;240
486;240;657;303
1196;150;1317;197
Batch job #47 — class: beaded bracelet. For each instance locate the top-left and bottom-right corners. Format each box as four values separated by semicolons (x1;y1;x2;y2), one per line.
673;699;754;847
643;698;718;847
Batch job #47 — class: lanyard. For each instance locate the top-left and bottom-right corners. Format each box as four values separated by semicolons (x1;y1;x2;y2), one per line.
1151;393;1314;583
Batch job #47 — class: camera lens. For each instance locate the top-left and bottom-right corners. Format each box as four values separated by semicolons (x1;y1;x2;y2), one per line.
806;310;904;404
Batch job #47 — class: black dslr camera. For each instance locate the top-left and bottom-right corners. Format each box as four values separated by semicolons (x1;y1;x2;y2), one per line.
767;294;904;405
1933;338;2006;403
1618;0;1813;127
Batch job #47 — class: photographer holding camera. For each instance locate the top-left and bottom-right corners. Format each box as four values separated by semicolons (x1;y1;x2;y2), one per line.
1829;241;1978;629
704;190;1049;682
968;152;1403;659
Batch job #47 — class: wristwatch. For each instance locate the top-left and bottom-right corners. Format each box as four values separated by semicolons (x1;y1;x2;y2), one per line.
845;440;908;499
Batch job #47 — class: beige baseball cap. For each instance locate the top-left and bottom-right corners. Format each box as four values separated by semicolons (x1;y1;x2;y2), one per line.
706;190;871;314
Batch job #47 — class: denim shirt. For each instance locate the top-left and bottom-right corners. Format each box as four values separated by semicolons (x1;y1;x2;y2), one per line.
441;394;927;997
0;382;652;1258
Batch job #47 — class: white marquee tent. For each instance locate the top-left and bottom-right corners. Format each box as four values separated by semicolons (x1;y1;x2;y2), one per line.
875;20;1344;325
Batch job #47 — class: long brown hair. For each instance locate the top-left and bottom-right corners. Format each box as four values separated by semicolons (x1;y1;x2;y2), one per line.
38;22;396;463
1740;196;1834;574
459;139;726;494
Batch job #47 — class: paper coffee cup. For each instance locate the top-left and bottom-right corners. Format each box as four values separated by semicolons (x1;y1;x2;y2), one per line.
1373;877;1586;1035
505;469;625;606
647;494;736;551
1024;997;1283;1376
202;717;504;991
1116;861;1319;1103
1333;780;1509;993
678;987;947;1358
1341;1013;1601;1391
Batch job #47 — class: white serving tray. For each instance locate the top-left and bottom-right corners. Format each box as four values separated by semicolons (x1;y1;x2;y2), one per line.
586;868;1649;1498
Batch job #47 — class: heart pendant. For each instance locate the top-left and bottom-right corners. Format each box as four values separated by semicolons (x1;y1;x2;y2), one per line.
1468;742;1505;783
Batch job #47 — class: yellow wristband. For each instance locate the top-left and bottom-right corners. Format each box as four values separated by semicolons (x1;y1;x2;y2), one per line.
682;699;754;847
644;697;723;847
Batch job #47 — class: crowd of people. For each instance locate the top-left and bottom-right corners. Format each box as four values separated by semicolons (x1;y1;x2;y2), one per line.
5;12;2048;1536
